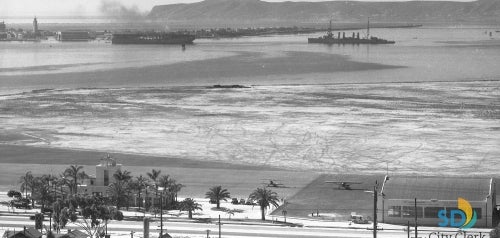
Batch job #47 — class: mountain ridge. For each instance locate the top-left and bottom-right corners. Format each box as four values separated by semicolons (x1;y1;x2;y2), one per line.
148;0;500;25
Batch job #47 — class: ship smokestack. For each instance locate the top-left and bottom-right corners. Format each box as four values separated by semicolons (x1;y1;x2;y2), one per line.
337;32;340;39
352;32;355;38
357;33;360;39
342;32;345;39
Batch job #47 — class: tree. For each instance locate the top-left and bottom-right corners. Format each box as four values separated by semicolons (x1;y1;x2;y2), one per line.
63;165;86;195
70;195;123;238
130;175;150;210
56;175;70;199
248;187;280;220
107;181;129;210
179;198;202;219
147;169;161;192
205;186;231;209
147;169;161;211
31;175;55;213
108;169;132;210
170;182;184;203
19;171;34;199
113;169;132;183
52;198;77;233
7;190;22;198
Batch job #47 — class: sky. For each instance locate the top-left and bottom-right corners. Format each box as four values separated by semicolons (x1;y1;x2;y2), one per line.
1;0;475;17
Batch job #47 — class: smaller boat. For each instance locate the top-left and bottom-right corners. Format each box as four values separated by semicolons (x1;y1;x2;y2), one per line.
308;18;395;45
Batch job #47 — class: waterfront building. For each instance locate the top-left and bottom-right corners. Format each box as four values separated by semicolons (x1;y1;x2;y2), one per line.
0;21;6;32
78;154;122;196
77;155;159;208
56;31;90;41
378;176;497;228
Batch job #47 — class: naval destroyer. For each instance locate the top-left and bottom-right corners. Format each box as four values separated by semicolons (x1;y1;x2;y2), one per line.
308;19;395;45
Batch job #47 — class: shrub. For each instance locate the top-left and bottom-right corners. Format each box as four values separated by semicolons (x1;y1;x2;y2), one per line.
7;190;22;198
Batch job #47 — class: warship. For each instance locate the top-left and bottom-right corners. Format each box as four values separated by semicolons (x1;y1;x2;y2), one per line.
308;19;395;45
112;32;195;45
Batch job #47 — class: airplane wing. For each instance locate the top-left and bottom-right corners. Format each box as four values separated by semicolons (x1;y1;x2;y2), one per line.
325;181;363;184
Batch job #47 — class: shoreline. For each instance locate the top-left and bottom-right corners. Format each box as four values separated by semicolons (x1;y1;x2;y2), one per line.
1;78;499;97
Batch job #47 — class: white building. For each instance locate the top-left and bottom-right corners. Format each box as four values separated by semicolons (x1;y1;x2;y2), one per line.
78;155;122;196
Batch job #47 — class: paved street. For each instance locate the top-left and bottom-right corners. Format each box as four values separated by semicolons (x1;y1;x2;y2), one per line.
1;212;493;238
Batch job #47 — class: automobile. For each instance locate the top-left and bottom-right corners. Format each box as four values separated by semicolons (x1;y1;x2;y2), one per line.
11;199;31;209
350;214;369;224
231;198;239;204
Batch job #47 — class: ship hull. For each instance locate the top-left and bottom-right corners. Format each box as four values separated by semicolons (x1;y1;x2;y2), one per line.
112;33;195;45
308;37;395;44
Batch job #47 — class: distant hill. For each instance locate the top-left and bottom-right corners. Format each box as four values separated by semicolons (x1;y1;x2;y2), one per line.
148;0;500;25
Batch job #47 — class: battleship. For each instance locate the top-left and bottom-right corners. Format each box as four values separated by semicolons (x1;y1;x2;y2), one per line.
308;19;395;45
112;32;195;45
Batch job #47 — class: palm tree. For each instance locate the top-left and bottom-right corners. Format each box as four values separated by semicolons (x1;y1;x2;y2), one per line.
170;182;184;203
19;171;34;198
63;165;86;195
33;175;56;212
109;169;132;210
57;174;70;199
147;169;161;209
205;186;231;209
158;175;174;208
107;181;129;210
248;187;280;220
113;169;132;184
129;175;150;209
180;198;202;219
146;169;161;191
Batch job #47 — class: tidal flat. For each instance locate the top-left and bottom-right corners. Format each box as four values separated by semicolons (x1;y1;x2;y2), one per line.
1;80;498;176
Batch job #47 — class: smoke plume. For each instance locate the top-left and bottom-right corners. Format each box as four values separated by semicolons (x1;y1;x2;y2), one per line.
99;0;146;19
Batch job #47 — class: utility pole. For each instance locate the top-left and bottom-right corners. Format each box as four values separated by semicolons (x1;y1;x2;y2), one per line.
407;221;410;238
414;198;418;238
218;214;221;238
373;185;377;238
49;212;52;232
160;192;163;238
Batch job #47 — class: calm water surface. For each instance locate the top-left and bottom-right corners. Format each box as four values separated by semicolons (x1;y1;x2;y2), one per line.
1;26;500;92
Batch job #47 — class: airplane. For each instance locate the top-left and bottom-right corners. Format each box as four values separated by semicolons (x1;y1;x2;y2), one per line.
262;179;286;188
325;181;363;190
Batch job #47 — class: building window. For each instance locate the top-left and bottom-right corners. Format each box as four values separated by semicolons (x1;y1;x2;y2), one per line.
402;206;423;218
104;170;109;186
388;206;402;217
424;207;445;218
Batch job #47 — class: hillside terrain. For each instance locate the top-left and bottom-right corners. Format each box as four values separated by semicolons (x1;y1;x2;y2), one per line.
148;0;500;25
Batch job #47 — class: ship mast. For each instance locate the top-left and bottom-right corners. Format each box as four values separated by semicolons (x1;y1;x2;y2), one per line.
327;19;333;38
367;17;370;39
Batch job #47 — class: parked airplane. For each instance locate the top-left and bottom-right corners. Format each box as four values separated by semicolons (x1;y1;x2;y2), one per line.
325;181;363;190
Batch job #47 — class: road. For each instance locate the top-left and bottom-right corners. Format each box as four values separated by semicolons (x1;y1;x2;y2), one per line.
0;213;492;238
0;212;400;238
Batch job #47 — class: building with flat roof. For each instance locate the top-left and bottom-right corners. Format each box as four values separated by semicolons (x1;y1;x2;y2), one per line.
378;176;497;228
78;154;121;196
56;31;90;41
